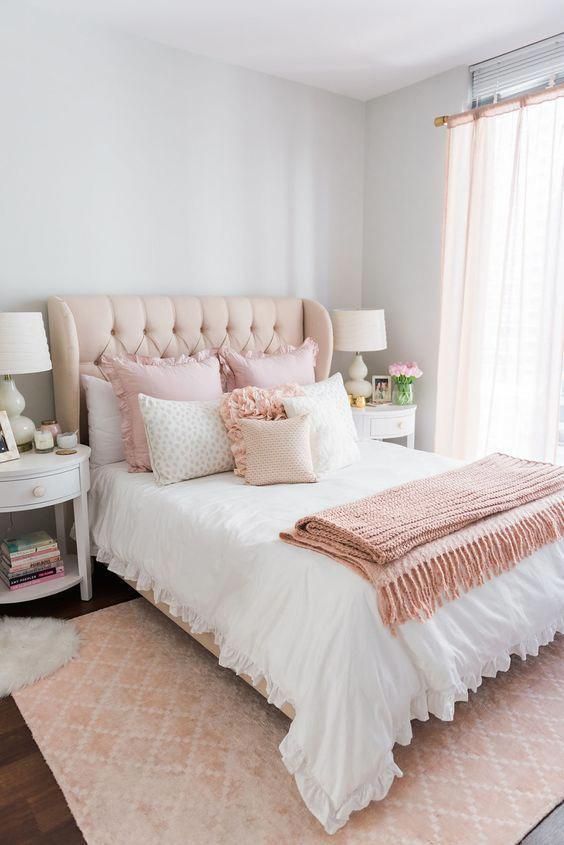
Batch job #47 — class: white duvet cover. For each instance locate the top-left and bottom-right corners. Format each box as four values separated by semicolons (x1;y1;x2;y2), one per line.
88;441;564;834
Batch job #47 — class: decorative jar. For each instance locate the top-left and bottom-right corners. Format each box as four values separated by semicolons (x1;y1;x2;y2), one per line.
41;419;62;439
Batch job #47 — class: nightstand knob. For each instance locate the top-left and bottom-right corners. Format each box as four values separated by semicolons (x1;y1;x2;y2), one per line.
33;485;46;498
397;421;404;430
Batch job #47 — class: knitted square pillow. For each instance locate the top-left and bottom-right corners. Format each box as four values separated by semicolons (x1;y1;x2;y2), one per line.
219;383;305;477
239;416;316;486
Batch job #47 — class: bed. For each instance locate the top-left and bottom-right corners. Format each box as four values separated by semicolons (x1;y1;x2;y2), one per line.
47;295;564;834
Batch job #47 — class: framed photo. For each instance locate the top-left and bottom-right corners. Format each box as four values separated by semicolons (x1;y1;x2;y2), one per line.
0;411;20;463
371;375;392;404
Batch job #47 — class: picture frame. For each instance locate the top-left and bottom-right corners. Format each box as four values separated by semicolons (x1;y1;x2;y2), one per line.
371;375;392;404
0;411;20;463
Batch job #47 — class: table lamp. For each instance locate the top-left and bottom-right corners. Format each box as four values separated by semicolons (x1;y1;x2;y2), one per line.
332;308;387;398
0;312;52;451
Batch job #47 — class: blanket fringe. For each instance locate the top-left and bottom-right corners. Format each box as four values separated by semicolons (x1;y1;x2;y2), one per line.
379;500;564;627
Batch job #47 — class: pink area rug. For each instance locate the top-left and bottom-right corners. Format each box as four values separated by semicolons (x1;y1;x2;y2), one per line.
13;598;564;844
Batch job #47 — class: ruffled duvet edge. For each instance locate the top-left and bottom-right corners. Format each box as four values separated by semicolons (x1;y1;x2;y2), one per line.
97;548;564;836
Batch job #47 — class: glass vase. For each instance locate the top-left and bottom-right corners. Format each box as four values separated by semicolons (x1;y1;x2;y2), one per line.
392;380;413;406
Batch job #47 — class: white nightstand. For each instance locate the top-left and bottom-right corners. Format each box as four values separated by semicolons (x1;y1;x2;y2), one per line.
352;404;417;448
0;445;92;604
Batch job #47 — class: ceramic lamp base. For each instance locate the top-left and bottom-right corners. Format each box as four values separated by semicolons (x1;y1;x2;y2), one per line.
10;415;35;450
344;353;372;399
0;375;36;450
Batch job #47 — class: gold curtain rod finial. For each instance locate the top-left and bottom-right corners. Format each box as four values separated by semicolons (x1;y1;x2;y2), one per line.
434;115;449;127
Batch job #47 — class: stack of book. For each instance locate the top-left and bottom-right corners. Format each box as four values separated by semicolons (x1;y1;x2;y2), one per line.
0;530;65;591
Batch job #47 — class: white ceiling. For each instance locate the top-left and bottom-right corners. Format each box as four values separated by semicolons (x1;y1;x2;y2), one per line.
28;0;564;100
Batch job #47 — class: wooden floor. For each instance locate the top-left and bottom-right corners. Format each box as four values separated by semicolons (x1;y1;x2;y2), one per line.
1;562;562;844
0;562;137;845
522;803;564;845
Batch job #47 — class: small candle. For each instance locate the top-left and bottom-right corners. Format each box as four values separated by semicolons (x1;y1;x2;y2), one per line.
57;431;78;449
34;428;54;453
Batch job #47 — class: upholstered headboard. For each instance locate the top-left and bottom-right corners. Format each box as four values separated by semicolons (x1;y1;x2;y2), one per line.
47;295;333;441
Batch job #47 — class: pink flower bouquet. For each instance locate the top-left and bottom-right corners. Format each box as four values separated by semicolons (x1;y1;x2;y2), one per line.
388;362;422;405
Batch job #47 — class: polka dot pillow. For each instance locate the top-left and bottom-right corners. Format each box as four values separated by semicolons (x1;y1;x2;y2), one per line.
138;394;234;485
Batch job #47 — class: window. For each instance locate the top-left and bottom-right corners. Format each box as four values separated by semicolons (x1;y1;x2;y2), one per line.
471;33;564;107
435;71;564;462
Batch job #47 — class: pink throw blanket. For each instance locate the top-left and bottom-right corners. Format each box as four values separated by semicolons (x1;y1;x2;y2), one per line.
281;454;564;627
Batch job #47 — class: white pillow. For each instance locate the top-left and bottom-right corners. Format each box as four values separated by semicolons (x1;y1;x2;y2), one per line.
304;372;358;442
139;394;234;485
283;374;360;474
81;375;125;468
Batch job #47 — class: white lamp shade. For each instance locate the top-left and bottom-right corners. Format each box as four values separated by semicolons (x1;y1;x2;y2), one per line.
332;309;387;352
0;312;52;375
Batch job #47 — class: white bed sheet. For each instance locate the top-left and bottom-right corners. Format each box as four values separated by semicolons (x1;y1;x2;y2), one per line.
88;441;564;834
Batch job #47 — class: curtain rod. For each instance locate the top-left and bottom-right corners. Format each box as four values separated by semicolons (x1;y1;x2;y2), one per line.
434;81;564;126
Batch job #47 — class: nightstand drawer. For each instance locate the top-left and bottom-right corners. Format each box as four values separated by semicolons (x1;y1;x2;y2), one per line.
369;414;415;439
0;467;81;509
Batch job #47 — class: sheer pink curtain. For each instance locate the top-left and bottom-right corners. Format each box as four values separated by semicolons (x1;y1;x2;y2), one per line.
435;86;564;462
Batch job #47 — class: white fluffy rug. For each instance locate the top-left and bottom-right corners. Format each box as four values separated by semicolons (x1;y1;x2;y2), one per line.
0;616;79;697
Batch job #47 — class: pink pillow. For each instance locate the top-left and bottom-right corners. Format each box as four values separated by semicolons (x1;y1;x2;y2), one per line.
219;338;318;390
219;383;305;477
240;416;316;486
99;351;223;472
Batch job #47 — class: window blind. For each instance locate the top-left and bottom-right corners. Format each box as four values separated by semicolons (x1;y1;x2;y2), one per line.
470;34;564;107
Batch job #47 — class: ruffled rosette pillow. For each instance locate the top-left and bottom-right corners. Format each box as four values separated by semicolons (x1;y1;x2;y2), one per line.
219;383;305;477
218;338;318;391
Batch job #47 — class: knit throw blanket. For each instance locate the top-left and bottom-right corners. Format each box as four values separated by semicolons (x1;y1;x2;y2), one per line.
281;454;564;628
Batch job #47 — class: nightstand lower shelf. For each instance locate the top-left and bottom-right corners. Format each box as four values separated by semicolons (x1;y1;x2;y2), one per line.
0;445;92;603
0;553;82;604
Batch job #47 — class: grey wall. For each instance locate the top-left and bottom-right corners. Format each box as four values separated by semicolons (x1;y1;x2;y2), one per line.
1;2;474;472
362;66;470;451
0;0;365;537
0;1;365;424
